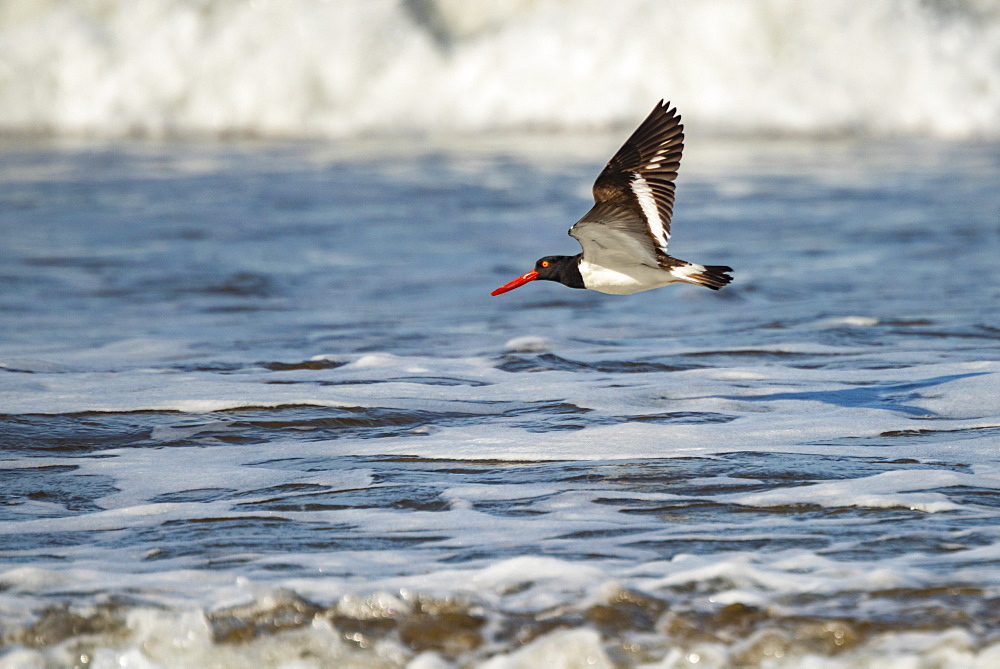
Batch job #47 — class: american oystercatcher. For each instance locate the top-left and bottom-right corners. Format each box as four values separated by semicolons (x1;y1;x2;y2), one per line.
491;101;732;296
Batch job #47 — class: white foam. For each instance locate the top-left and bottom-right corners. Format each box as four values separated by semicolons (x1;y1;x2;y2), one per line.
4;348;997;468
503;336;555;353
5;616;1000;669
814;316;880;328
723;469;987;513
479;628;611;669
6;555;1000;668
2;0;999;139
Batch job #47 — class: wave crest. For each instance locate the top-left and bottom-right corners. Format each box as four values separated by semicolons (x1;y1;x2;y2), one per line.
2;0;999;138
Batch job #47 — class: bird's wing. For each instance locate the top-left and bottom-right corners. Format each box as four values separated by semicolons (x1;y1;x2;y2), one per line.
569;201;661;269
588;100;683;254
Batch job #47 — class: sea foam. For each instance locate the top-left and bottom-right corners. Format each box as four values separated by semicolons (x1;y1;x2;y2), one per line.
1;0;999;139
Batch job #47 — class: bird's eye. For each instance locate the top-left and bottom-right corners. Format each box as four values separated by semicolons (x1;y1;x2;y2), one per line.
541;260;550;268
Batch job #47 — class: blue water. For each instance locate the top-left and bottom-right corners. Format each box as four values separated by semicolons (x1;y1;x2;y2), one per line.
1;136;1000;667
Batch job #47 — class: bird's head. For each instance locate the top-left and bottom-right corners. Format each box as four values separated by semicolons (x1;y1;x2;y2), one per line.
533;256;564;280
490;256;579;295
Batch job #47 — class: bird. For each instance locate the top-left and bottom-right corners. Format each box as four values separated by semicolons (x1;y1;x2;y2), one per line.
491;100;732;297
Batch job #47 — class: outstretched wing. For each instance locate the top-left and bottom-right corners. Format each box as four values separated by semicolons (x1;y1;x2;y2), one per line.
585;100;683;254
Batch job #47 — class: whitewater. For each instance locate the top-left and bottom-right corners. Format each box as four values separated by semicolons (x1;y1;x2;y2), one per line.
1;0;1000;139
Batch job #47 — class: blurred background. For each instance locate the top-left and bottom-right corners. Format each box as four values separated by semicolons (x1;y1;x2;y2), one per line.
2;0;999;140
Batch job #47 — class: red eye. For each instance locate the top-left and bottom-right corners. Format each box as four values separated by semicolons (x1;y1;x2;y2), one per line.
541;260;550;268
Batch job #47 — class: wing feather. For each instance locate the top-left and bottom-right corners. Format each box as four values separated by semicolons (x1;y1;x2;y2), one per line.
590;100;683;253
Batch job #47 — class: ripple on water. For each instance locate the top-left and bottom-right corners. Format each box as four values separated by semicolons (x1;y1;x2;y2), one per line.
496;352;703;373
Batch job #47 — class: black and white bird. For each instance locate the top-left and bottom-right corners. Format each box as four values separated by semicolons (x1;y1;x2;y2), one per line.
491;101;732;296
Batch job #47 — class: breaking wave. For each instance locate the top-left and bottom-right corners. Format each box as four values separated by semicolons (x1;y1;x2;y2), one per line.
2;0;1000;139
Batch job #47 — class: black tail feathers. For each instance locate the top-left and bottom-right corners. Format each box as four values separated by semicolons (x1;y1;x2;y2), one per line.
689;264;734;290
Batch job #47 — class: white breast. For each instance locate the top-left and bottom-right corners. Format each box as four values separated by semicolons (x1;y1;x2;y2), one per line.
578;260;678;295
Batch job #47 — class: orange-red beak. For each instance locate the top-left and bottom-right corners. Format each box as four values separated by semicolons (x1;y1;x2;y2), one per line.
491;270;539;296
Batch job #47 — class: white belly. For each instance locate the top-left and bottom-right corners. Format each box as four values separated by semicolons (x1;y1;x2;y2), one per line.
578;260;677;295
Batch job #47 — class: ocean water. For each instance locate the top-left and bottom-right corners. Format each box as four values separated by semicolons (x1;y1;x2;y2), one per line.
3;0;1000;667
1;133;999;667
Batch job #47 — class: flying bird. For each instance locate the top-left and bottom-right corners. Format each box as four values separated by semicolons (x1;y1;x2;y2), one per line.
491;101;732;296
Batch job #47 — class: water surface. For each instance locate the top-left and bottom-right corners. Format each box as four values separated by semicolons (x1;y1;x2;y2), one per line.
1;136;999;667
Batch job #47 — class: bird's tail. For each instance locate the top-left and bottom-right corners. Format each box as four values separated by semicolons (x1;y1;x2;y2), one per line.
669;262;734;290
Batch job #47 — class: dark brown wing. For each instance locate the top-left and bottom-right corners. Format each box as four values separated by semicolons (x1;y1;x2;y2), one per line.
588;100;683;253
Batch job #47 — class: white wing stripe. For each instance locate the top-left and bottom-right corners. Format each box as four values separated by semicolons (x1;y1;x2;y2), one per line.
630;173;668;250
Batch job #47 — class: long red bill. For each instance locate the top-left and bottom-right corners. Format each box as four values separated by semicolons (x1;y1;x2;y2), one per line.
490;270;539;296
